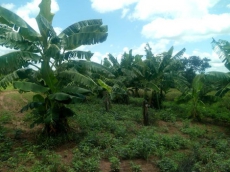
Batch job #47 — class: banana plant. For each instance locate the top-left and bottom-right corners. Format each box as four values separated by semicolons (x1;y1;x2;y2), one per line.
102;50;144;102
143;44;188;109
210;38;230;97
0;0;108;134
177;72;222;121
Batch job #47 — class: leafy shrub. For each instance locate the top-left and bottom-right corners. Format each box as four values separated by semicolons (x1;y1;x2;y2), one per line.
158;109;177;122
157;157;177;172
130;161;142;172
109;156;120;172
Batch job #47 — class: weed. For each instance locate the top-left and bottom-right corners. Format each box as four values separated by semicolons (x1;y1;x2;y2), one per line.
181;125;206;139
130;161;142;172
109;156;120;172
0;110;12;123
158;109;177;122
157;157;177;172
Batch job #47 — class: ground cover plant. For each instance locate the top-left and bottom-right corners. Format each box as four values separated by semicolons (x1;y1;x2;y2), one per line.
0;89;230;172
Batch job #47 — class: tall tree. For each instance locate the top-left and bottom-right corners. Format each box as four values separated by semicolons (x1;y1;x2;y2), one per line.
181;56;211;84
0;0;108;134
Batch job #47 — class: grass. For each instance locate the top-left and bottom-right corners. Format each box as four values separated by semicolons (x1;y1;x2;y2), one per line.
0;89;230;171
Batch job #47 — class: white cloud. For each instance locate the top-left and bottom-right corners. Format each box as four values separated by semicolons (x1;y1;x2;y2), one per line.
90;0;226;44
90;0;138;13
131;40;170;55
54;27;62;35
121;8;130;18
91;52;108;63
14;0;59;32
141;14;230;42
129;0;218;20
227;4;230;8
1;3;15;10
0;47;15;56
0;0;60;56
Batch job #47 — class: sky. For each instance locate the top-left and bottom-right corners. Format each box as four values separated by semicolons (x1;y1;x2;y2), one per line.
1;0;230;72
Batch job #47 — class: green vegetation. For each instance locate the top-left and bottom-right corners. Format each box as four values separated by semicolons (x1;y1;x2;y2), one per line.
0;91;230;171
1;0;230;171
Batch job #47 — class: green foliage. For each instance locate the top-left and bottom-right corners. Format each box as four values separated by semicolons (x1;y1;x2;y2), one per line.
130;161;142;172
118;128;189;160
180;56;211;84
0;110;12;124
143;44;188;109
72;147;100;172
0;0;109;134
157;157;178;172
181;125;206;139
109;156;120;172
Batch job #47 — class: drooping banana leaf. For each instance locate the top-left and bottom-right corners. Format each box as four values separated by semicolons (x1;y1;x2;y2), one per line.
0;25;40;52
62;86;92;96
108;53;119;67
0;51;41;74
212;38;230;70
58;70;97;89
173;48;186;59
0;6;40;41
20;102;44;113
48;92;82;104
121;68;137;79
64;51;94;60
61;32;108;50
74;60;114;77
13;81;49;93
0;70;19;89
98;79;112;93
0;68;34;89
58;19;104;38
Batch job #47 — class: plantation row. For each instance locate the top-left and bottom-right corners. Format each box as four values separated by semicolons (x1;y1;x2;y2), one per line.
1;0;230;171
1;0;230;134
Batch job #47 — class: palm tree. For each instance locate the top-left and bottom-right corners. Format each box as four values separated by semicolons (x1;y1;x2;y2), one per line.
0;0;108;134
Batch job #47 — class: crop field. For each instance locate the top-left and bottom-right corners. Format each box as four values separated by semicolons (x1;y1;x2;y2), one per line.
0;89;230;172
